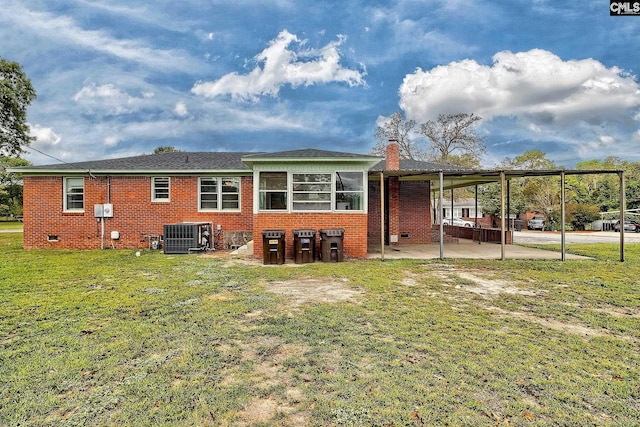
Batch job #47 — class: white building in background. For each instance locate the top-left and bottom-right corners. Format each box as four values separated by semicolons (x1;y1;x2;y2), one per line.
441;198;485;220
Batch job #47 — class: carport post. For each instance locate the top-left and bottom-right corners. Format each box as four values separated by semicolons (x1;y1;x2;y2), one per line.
507;179;511;234
500;171;506;260
380;171;385;261
620;171;625;262
561;171;566;261
439;171;444;260
474;185;478;227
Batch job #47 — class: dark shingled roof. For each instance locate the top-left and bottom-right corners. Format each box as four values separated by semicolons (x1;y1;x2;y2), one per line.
13;149;466;175
17;152;259;172
370;159;466;172
242;148;379;160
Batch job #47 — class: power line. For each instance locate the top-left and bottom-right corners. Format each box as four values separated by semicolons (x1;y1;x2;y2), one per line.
28;145;75;166
27;145;96;178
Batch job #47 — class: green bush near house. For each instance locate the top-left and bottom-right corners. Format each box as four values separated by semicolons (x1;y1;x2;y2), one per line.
1;231;639;426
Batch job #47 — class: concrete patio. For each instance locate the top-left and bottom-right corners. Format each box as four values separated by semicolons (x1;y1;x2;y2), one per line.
367;238;591;260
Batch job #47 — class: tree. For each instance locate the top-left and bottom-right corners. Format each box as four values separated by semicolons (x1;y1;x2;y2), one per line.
371;112;419;159
0;155;30;216
419;113;485;165
503;150;559;222
565;203;601;231
0;59;36;156
153;146;179;154
501;149;556;170
478;150;556;223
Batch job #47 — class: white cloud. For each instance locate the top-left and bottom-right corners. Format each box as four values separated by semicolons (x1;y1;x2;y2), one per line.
0;1;203;73
399;49;640;127
30;125;62;146
191;30;366;101
104;136;120;147
174;101;189;117
73;83;153;115
365;4;478;65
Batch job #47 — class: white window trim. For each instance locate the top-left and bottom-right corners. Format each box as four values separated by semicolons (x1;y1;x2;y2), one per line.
198;177;241;212
334;171;365;212
63;176;84;212
256;171;366;213
152;177;170;202
258;172;288;212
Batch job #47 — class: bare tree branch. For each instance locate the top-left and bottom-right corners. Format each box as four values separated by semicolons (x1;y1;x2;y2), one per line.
371;112;419;159
419;113;485;165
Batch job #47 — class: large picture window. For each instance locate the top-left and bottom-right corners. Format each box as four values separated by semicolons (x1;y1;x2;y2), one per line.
152;177;170;201
258;171;365;212
199;177;240;210
292;173;331;211
259;172;287;210
64;177;84;211
335;171;364;210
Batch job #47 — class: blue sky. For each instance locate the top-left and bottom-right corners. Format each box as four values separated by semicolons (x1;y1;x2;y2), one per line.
2;0;640;167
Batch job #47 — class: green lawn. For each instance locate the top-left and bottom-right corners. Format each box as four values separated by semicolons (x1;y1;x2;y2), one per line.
0;220;23;230
1;232;639;426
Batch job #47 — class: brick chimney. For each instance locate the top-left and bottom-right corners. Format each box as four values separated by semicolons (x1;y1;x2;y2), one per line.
386;139;400;170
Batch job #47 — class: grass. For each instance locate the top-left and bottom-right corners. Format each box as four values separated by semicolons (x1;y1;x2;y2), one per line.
1;231;639;426
0;220;22;230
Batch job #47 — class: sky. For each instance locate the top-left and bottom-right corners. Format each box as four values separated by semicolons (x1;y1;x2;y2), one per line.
2;0;640;167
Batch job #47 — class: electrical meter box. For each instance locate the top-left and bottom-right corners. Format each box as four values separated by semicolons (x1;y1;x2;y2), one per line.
94;203;114;218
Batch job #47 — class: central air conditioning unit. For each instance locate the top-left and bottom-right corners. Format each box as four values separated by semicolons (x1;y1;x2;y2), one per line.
163;222;212;254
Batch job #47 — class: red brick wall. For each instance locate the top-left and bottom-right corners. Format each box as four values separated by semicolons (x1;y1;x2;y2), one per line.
253;212;368;259
22;175;253;249
399;181;432;243
367;179;432;245
23;173;430;254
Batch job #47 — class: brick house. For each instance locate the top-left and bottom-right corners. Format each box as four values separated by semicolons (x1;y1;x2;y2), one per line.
14;143;454;259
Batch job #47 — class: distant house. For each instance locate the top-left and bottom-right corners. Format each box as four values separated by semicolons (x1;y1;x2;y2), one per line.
12;143;461;259
440;198;485;221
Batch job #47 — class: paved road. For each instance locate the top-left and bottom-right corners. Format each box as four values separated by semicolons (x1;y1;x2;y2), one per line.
514;230;640;244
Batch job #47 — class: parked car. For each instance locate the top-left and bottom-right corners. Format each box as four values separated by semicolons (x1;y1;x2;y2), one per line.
442;217;474;227
613;220;640;233
527;216;545;230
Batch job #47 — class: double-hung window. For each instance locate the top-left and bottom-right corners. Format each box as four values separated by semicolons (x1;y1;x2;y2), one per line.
199;177;218;209
259;172;287;210
199;177;240;210
335;172;364;210
152;177;170;201
292;173;331;211
221;178;240;209
64;177;84;211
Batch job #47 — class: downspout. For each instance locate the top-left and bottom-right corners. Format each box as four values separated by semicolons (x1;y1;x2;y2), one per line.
101;176;111;250
107;176;111;203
